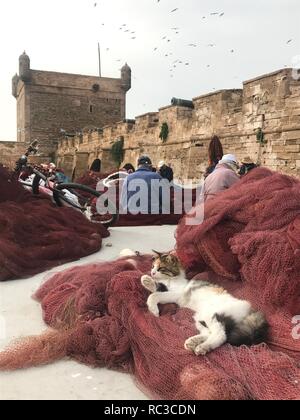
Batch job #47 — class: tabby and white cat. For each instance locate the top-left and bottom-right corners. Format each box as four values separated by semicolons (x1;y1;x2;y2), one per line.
141;251;269;356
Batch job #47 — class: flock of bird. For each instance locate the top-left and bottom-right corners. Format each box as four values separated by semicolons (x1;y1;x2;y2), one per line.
92;1;294;79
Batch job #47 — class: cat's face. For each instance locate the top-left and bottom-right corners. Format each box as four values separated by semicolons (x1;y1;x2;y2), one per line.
151;251;181;279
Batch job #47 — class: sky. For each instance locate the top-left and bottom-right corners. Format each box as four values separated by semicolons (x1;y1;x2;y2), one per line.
0;0;299;140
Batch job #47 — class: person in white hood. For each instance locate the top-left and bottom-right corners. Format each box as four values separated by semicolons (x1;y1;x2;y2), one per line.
203;154;240;201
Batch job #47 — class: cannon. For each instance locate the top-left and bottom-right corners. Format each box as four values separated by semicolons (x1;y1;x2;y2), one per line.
171;97;194;109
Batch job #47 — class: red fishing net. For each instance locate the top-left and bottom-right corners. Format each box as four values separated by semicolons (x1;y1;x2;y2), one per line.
0;168;299;400
0;166;109;281
176;168;300;314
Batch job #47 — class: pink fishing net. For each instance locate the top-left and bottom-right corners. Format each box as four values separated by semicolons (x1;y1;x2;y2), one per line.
0;168;299;400
0;166;109;281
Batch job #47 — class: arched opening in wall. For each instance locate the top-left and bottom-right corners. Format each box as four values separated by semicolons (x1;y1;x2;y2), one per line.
90;157;102;173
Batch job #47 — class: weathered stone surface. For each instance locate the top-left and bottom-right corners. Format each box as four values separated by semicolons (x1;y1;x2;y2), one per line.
0;53;131;166
1;67;300;179
54;69;300;180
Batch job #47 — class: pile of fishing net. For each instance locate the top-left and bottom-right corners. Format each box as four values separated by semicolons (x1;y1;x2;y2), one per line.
0;166;109;281
176;168;300;314
75;171;112;189
0;168;299;400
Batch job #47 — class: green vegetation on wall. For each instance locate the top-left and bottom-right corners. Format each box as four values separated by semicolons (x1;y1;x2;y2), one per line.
111;137;125;166
159;122;169;142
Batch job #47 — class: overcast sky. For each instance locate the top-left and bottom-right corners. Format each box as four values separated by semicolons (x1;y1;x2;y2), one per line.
0;0;299;140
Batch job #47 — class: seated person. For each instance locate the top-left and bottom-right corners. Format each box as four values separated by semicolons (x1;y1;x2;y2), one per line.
121;156;166;214
55;168;69;184
239;157;257;176
122;163;135;174
203;154;240;201
158;161;174;182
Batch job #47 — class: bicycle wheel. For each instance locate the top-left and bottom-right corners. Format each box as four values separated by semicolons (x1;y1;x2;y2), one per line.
53;183;119;228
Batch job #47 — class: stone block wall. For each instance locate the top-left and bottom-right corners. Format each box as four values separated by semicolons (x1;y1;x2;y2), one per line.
0;141;26;168
56;68;300;181
3;68;299;180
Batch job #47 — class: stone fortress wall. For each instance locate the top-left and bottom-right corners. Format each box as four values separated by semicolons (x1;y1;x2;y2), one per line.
56;68;300;180
0;52;132;168
1;62;300;181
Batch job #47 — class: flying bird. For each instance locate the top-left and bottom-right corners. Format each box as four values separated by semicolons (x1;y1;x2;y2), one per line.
171;8;178;13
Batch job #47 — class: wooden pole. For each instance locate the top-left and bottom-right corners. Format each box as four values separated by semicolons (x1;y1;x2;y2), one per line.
98;43;102;77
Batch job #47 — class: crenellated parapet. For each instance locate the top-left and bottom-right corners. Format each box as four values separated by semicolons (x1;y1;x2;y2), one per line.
53;68;300;180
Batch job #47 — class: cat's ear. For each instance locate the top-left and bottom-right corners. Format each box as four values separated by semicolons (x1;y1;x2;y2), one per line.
152;250;162;258
167;254;178;264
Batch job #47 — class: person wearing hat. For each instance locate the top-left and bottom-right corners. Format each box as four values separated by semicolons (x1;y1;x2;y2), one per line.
120;155;164;214
203;154;240;201
158;160;174;182
239;157;257;177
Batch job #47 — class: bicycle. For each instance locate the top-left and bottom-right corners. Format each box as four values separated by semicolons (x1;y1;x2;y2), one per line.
16;142;119;228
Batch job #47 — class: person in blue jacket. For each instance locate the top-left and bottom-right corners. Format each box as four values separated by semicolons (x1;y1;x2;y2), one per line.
121;156;169;215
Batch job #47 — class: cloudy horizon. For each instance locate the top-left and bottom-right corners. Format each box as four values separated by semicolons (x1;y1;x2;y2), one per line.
0;0;299;140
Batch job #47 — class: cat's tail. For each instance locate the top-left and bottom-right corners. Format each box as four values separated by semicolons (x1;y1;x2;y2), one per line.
0;329;69;371
227;311;270;347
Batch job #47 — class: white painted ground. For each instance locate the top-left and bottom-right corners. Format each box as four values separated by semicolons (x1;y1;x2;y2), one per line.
0;225;177;400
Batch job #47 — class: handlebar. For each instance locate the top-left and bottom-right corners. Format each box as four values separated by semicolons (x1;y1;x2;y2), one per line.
15;140;39;172
25;140;39;157
32;167;48;182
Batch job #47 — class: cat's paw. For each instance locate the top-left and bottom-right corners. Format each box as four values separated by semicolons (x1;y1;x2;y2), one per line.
194;343;211;356
184;334;208;352
141;275;156;293
147;296;160;317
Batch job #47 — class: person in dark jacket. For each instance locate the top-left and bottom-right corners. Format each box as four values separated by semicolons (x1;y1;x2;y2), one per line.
239;157;257;176
122;163;135;174
121;156;165;214
158;161;174;182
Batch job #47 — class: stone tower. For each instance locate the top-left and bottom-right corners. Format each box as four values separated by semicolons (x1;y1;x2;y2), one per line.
19;51;31;82
121;63;132;92
12;52;131;159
